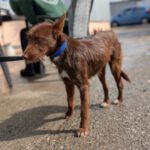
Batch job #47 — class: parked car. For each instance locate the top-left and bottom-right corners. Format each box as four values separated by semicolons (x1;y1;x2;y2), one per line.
111;7;150;27
0;8;12;22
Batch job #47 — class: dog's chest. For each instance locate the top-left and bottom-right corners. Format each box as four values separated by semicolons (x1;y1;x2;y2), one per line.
60;70;70;79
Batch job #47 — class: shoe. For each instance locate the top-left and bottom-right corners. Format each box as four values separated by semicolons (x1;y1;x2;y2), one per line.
33;61;45;74
20;64;35;77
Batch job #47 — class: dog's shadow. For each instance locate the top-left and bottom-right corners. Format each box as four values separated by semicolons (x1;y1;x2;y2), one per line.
0;105;77;141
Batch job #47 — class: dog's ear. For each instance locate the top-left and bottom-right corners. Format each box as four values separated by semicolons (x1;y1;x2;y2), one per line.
53;14;66;37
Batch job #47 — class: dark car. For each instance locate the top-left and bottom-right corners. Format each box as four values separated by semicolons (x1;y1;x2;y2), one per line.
111;7;150;27
0;8;12;22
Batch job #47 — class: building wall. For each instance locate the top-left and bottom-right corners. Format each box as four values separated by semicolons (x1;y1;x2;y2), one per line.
90;0;111;21
89;0;111;33
110;1;135;16
110;0;150;17
91;0;110;21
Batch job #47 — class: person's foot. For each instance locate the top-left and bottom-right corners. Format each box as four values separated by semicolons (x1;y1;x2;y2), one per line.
20;64;35;77
20;62;45;77
34;61;45;74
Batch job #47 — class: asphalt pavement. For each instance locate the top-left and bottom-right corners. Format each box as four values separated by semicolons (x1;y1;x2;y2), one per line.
0;24;150;150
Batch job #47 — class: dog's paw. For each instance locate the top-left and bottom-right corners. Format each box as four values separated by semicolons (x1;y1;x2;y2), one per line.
111;99;121;105
77;128;88;137
65;111;73;119
100;102;110;108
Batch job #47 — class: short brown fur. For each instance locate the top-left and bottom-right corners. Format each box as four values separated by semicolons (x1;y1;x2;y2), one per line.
23;16;130;137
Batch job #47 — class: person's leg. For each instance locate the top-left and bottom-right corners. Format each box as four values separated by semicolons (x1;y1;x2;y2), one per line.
33;61;45;74
63;19;69;35
20;28;28;51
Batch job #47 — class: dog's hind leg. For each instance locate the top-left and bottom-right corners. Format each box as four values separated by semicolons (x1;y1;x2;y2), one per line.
63;79;75;118
109;60;124;105
98;66;110;108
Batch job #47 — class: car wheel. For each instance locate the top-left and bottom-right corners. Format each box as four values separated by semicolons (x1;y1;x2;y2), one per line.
111;21;119;27
141;18;149;24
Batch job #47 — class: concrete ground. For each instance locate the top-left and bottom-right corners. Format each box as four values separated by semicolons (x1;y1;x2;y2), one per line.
0;24;150;150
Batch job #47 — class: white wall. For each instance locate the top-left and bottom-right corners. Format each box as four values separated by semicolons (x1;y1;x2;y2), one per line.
90;0;111;21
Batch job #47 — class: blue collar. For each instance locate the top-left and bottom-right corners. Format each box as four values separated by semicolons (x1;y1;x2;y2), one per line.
51;41;67;59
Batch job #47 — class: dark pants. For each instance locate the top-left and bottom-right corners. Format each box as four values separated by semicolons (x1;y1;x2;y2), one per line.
20;27;28;51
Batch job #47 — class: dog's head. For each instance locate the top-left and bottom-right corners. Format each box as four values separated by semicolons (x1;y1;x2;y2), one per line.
23;15;65;62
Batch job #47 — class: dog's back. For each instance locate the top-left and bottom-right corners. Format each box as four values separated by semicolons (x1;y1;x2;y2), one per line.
65;30;121;77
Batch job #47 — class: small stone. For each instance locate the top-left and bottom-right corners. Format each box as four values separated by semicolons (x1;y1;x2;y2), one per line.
60;145;64;149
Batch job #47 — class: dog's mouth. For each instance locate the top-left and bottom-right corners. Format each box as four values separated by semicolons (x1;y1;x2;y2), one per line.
23;52;45;62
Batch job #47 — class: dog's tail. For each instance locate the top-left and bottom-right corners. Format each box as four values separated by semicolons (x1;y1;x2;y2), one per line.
121;70;131;82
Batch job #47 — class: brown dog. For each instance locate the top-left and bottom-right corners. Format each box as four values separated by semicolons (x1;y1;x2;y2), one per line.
23;16;130;137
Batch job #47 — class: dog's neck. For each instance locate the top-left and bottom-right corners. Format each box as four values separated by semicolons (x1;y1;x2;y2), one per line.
46;34;65;58
47;34;79;66
50;40;67;60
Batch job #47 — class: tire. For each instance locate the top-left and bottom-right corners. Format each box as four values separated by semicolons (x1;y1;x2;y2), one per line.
68;0;93;38
111;21;119;27
141;18;149;24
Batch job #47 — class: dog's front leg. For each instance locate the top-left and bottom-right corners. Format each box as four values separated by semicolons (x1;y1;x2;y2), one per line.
77;84;89;137
63;79;75;118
